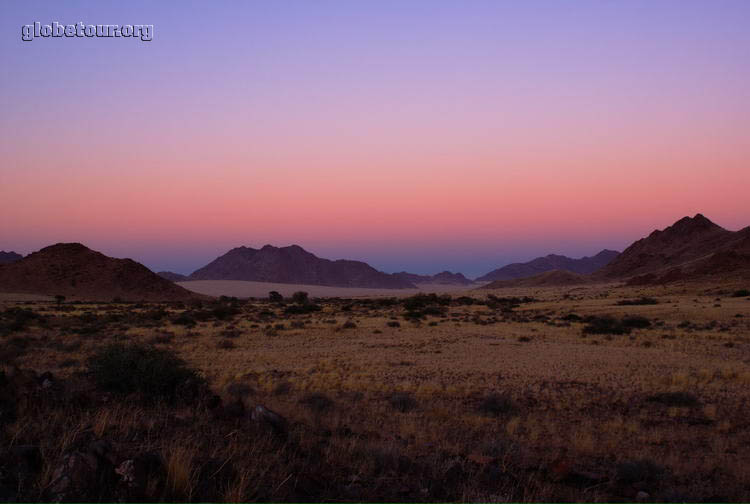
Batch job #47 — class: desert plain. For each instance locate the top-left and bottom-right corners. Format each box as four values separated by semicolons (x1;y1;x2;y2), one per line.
2;279;749;502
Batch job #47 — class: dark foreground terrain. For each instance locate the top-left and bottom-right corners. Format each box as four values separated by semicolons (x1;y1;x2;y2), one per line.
1;282;750;502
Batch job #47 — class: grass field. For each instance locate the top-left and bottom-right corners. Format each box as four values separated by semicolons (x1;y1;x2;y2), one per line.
2;281;749;501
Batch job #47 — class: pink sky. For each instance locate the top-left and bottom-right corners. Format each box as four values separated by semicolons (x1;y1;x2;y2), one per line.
1;1;749;276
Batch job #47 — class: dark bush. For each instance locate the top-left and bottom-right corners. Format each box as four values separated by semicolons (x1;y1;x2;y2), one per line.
171;312;196;327
616;459;665;485
582;316;630;335
731;289;750;297
284;303;321;315
268;291;284;303
478;393;515;417
454;296;476;305
645;391;699;407
622;315;651;329
300;392;334;412
387;321;401;328
342;321;357;329
291;291;309;304
389;392;417;412
616;297;659;306
403;293;451;311
87;343;203;402
561;313;582;321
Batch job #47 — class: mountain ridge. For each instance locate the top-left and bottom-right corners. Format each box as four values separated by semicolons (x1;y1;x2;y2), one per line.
476;249;619;282
190;244;416;289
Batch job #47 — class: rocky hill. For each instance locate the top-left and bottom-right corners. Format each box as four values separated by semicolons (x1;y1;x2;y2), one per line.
477;250;619;282
597;214;750;284
0;243;201;301
393;270;474;285
0;251;23;264
190;244;416;289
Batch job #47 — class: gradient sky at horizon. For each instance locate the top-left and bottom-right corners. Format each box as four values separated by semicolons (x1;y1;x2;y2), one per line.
1;1;749;277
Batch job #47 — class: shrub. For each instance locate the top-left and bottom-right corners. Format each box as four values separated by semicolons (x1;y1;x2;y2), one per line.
622;315;651;329
284;303;321;315
300;392;334;412
616;459;665;485
582;316;630;335
342;321;357;329
616;297;659;306
403;293;451;311
291;291;309;304
87;343;203;402
388;392;417;412
731;289;750;297
268;291;284;303
171;313;196;327
478;393;515;417
645;391;699;407
387;321;401;328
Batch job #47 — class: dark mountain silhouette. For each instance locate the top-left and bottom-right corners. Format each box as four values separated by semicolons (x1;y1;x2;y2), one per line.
158;271;189;282
477;249;619;282
0;251;23;264
481;269;591;289
393;271;474;285
0;243;200;301
597;214;750;284
190;244;416;289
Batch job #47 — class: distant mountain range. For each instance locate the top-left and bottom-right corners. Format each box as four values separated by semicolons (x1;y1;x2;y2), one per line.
481;270;591;289
2;214;748;299
392;271;474;285
0;251;23;265
476;249;619;282
482;214;750;289
189;244;416;289
0;243;199;301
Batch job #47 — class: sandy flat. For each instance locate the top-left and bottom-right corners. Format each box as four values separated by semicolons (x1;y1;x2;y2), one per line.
176;279;473;298
0;292;53;302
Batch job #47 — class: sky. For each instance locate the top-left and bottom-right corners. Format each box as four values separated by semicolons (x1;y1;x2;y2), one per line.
1;1;749;278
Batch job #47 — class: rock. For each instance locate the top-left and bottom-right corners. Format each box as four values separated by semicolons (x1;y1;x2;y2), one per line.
115;451;163;498
636;490;650;501
250;405;287;437
38;371;55;389
46;440;117;502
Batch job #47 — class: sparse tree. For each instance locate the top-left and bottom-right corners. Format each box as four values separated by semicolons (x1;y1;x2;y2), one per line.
268;291;283;303
291;291;309;305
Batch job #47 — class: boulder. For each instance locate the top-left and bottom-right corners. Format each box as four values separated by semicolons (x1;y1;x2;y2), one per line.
250;405;287;437
46;440;117;502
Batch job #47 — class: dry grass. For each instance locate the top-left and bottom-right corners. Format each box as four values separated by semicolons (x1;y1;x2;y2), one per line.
2;280;749;501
